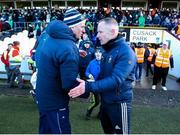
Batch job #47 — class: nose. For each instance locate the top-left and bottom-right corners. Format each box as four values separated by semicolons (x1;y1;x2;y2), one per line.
82;27;85;33
96;33;99;39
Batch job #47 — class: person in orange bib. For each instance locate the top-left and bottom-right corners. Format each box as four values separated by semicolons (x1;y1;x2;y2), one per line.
152;43;174;91
135;42;145;81
145;44;155;77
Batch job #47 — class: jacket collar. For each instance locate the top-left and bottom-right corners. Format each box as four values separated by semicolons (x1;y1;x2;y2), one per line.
102;35;124;51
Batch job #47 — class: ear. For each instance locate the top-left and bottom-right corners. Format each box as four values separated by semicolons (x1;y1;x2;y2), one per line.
111;29;115;34
111;29;116;36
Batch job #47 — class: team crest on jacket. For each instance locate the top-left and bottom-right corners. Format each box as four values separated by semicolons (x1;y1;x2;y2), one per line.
128;60;132;65
108;56;113;63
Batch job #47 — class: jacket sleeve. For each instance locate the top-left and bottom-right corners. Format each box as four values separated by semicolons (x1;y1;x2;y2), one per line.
1;53;5;64
85;63;91;78
151;50;157;64
85;49;136;93
59;48;79;91
170;56;174;68
144;48;150;60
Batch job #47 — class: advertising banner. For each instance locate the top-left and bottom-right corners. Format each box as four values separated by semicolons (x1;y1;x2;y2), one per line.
130;29;163;43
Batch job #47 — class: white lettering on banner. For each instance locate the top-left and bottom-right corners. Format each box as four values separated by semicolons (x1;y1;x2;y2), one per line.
133;31;157;36
130;29;162;43
132;36;147;41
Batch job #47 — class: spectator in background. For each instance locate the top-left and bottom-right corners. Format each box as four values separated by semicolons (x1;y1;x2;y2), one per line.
145;12;152;26
79;36;95;79
135;42;145;81
138;12;145;27
153;14;161;26
35;23;41;39
161;17;171;30
152;43;174;91
145;44;155;77
151;8;157;17
8;41;24;88
174;20;180;35
28;24;34;38
8;15;13;29
85;49;102;120
0;20;2;32
1;43;13;83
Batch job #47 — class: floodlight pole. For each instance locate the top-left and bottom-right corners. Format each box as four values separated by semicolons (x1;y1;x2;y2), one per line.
48;0;52;9
30;0;33;9
14;0;17;9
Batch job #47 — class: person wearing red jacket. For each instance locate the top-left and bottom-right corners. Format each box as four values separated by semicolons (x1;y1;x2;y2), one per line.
8;41;23;88
1;43;13;83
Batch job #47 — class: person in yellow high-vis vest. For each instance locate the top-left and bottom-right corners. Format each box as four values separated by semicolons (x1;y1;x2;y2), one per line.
145;44;155;77
135;42;145;81
152;43;174;91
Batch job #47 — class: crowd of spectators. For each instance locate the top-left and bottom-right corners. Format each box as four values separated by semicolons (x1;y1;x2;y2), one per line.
0;8;180;38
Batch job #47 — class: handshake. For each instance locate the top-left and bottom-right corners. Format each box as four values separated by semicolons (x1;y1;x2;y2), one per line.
68;75;95;98
68;78;86;98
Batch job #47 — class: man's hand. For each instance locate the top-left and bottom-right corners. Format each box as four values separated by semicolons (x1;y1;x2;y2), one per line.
68;78;85;98
79;50;87;57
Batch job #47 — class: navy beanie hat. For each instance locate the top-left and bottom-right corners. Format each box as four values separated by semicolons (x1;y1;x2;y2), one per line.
63;8;85;28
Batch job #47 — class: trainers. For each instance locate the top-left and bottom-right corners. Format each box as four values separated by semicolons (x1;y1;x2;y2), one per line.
162;86;167;91
152;85;156;90
85;115;91;120
30;90;36;95
85;110;91;120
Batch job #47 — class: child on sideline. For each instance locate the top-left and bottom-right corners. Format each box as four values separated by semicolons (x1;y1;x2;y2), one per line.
85;49;102;120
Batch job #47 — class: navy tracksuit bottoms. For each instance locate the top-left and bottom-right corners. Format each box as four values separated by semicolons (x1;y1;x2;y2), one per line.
99;102;132;134
39;107;71;134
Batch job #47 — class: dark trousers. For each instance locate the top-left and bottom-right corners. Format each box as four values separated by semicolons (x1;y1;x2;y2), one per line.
87;93;100;116
153;66;169;86
5;66;11;83
79;68;86;80
135;63;143;80
39;107;71;134
9;66;23;88
146;61;153;77
99;102;132;134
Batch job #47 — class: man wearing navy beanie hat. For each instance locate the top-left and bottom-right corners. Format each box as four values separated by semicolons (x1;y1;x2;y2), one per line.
64;8;86;39
64;8;87;57
64;8;85;28
36;8;86;134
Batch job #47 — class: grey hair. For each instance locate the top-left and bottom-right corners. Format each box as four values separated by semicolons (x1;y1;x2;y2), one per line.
99;17;119;34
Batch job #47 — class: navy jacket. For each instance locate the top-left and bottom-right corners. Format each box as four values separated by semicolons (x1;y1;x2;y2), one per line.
34;31;49;68
85;36;136;104
36;20;79;111
85;59;100;80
